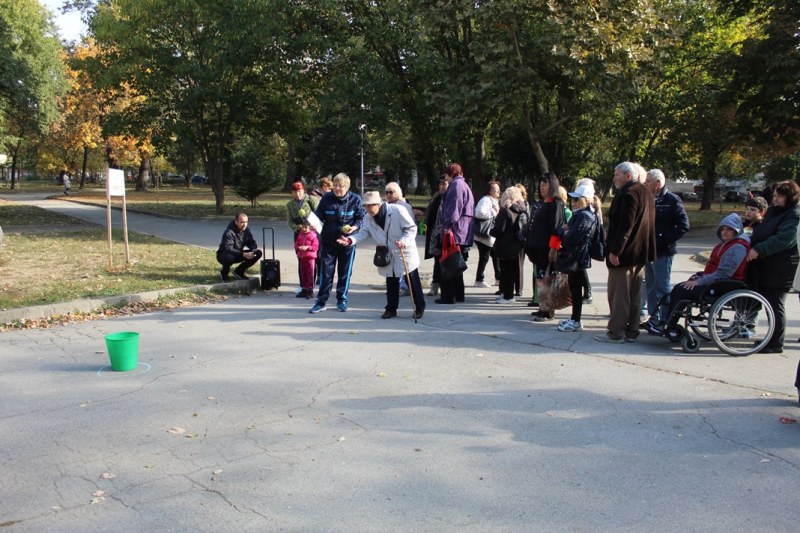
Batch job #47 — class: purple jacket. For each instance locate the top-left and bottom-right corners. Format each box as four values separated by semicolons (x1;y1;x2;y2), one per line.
439;175;475;246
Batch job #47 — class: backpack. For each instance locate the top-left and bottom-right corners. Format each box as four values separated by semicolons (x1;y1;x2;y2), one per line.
588;214;606;261
515;209;530;242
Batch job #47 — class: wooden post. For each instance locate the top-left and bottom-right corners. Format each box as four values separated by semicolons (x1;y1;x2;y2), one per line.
107;175;113;269
122;195;130;263
107;168;127;268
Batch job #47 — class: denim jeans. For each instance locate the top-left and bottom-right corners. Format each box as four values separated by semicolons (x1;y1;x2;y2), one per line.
645;255;674;322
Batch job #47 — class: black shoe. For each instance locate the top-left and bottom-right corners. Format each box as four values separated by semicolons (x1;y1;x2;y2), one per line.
220;269;230;282
435;298;455;304
495;290;502;295
233;269;249;280
582;295;593;304
759;345;783;354
456;298;465;303
412;308;425;319
295;291;306;298
527;301;538;307
381;310;397;319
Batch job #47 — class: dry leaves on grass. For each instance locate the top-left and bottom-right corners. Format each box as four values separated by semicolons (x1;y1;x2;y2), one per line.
1;293;228;332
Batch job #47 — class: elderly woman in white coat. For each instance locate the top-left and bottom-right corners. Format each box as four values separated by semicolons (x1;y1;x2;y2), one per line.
338;191;425;319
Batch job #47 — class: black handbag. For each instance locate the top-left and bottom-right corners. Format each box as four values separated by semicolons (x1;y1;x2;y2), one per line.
474;216;494;239
554;248;579;273
439;230;468;281
373;245;391;267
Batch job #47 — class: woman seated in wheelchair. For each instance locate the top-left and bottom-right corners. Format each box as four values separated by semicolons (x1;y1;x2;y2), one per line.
643;213;750;338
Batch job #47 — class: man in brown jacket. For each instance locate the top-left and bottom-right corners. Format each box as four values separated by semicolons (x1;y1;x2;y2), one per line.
595;161;656;343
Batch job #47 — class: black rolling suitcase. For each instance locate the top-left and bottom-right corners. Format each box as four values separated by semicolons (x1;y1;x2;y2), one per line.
260;227;281;290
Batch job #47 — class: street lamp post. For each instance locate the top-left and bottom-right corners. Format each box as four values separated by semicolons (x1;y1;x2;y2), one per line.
359;123;366;197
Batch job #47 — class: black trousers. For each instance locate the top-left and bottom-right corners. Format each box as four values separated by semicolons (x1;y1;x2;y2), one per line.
498;256;518;299
440;249;469;303
386;269;426;313
475;241;498;283
757;286;788;349
568;270;585;321
217;249;262;275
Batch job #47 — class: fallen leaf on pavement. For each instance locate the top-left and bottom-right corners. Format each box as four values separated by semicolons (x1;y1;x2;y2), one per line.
100;472;116;479
779;416;796;424
167;427;185;434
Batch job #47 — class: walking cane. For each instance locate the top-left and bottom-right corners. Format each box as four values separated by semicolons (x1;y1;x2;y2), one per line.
398;246;418;323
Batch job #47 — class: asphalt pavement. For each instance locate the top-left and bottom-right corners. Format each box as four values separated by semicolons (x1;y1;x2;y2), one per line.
1;192;799;532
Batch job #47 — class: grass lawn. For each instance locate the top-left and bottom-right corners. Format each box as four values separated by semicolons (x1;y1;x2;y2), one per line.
0;199;221;310
0;183;744;312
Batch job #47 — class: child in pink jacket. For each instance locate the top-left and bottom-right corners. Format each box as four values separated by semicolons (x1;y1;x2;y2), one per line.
294;220;319;298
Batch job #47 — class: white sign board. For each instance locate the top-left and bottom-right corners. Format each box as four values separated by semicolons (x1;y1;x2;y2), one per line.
108;168;126;197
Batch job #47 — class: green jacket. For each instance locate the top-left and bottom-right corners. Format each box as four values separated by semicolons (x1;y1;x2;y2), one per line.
286;195;319;233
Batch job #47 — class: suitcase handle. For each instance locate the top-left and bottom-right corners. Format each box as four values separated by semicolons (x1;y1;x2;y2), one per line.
262;227;276;260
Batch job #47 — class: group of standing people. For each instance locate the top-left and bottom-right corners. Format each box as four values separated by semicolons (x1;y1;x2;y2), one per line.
215;161;800;404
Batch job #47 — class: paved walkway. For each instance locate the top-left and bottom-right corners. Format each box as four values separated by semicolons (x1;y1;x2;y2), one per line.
1;192;799;531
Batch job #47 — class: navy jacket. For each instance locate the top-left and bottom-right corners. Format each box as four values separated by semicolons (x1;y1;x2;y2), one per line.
557;207;598;270
654;187;689;257
315;191;366;246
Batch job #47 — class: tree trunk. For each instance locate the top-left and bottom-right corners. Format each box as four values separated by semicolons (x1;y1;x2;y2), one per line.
106;143;120;169
521;102;549;175
700;160;717;211
137;152;150;192
473;131;486;193
285;140;296;190
79;145;89;189
10;139;22;190
209;137;226;215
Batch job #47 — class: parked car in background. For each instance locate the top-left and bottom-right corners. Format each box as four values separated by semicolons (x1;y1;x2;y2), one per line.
676;191;698;201
191;174;208;185
724;190;748;203
165;173;186;184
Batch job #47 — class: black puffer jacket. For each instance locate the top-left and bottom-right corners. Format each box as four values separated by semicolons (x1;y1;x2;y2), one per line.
525;198;565;250
217;220;258;262
490;201;528;259
557;207;598;270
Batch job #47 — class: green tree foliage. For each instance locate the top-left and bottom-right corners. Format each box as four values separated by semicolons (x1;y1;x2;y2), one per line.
725;0;800;147
89;0;319;214
230;134;285;207
0;0;66;188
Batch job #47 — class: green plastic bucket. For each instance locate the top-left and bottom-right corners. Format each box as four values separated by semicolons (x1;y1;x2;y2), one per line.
105;332;140;371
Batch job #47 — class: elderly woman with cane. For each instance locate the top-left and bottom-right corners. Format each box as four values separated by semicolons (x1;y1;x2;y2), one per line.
338;191;426;319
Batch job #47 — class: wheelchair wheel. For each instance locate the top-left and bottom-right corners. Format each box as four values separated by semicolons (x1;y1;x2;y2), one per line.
708;290;774;356
681;333;700;353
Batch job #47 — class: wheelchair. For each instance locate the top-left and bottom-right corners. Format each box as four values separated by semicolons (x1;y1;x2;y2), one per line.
652;279;775;356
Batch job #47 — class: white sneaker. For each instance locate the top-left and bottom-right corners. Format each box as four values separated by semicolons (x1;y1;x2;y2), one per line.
474;281;490;288
293;287;303;294
495;296;516;304
557;319;583;332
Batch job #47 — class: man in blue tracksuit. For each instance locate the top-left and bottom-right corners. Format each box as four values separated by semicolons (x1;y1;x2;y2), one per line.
309;173;365;313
